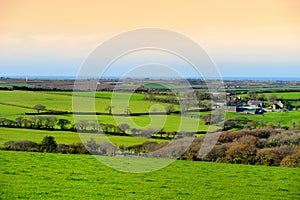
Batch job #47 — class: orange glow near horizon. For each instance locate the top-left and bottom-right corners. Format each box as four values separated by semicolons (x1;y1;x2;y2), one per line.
0;0;299;77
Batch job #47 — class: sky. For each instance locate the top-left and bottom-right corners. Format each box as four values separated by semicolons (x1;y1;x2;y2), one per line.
0;0;299;78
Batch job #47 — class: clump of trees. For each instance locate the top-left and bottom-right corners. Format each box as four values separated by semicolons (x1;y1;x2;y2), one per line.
1;136;117;155
180;128;300;168
0;116;71;130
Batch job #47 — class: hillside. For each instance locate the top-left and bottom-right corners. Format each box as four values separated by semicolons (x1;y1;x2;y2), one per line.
1;151;299;199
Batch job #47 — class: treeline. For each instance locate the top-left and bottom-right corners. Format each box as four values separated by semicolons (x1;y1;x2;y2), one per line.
2;128;299;167
0;116;198;139
1;136;167;156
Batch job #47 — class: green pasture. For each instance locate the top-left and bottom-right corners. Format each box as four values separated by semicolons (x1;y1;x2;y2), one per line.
237;92;300;100
0;104;34;119
226;111;300;128
0;91;177;113
0;127;167;147
1;151;299;199
0;90;298;132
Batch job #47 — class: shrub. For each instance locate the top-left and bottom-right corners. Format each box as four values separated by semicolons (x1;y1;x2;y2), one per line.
202;144;227;162
224;136;258;164
268;131;300;147
255;148;280;166
2;140;38;151
271;145;295;161
40;136;57;152
280;146;300;168
99;142;117;156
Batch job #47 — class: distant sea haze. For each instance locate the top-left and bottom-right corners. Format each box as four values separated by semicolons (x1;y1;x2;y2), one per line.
3;75;300;81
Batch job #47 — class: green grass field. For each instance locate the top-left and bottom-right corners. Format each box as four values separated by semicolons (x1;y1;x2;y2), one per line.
0;127;167;147
1;150;299;199
225;111;300;128
0;90;213;132
238;92;300;100
0;90;176;113
0;90;299;132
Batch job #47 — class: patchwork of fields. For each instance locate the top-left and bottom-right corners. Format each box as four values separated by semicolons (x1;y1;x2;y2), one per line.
1;90;299;132
0;89;299;199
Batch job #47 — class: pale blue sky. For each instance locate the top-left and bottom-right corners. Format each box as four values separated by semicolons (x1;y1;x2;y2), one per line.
1;0;299;79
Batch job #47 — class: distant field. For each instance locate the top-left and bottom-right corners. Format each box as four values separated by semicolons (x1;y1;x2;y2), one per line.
1;151;299;199
0;91;176;113
0;90;298;132
226;111;300;127
0;90;213;132
238;92;300;100
0;127;167;147
227;86;300;92
0;104;34;119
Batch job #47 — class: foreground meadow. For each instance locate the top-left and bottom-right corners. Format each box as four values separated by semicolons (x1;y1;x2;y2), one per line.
1;151;299;199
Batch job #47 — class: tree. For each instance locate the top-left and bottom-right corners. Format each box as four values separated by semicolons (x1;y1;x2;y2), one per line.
267;94;277;105
90;121;100;131
124;106;130;115
277;119;283;128
22;118;32;128
86;138;99;154
40;136;57;152
165;104;175;114
118;123;130;134
45;116;57;129
101;123;115;134
75;120;89;131
105;106;114;115
15;116;24;127
248;91;258;100
33;104;46;113
57;119;71;130
131;128;139;135
99;142;117;156
225;136;258;164
258;94;266;101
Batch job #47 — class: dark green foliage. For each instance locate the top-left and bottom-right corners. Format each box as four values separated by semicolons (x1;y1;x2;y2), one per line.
40;136;57;152
57;118;71;129
223;117;251;130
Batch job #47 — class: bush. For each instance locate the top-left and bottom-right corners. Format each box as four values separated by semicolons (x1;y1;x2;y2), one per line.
202;144;227;162
2;140;38;151
224;136;258;164
280;147;300;168
268;131;300;147
40;136;57;152
255;148;280;166
99;142;117;156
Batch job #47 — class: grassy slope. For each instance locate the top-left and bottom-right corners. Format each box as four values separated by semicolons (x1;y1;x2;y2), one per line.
0;104;34;119
0;127;167;147
0;90;298;130
1;151;299;199
0;91;176;113
0;91;213;132
237;92;300;99
226;111;300;127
